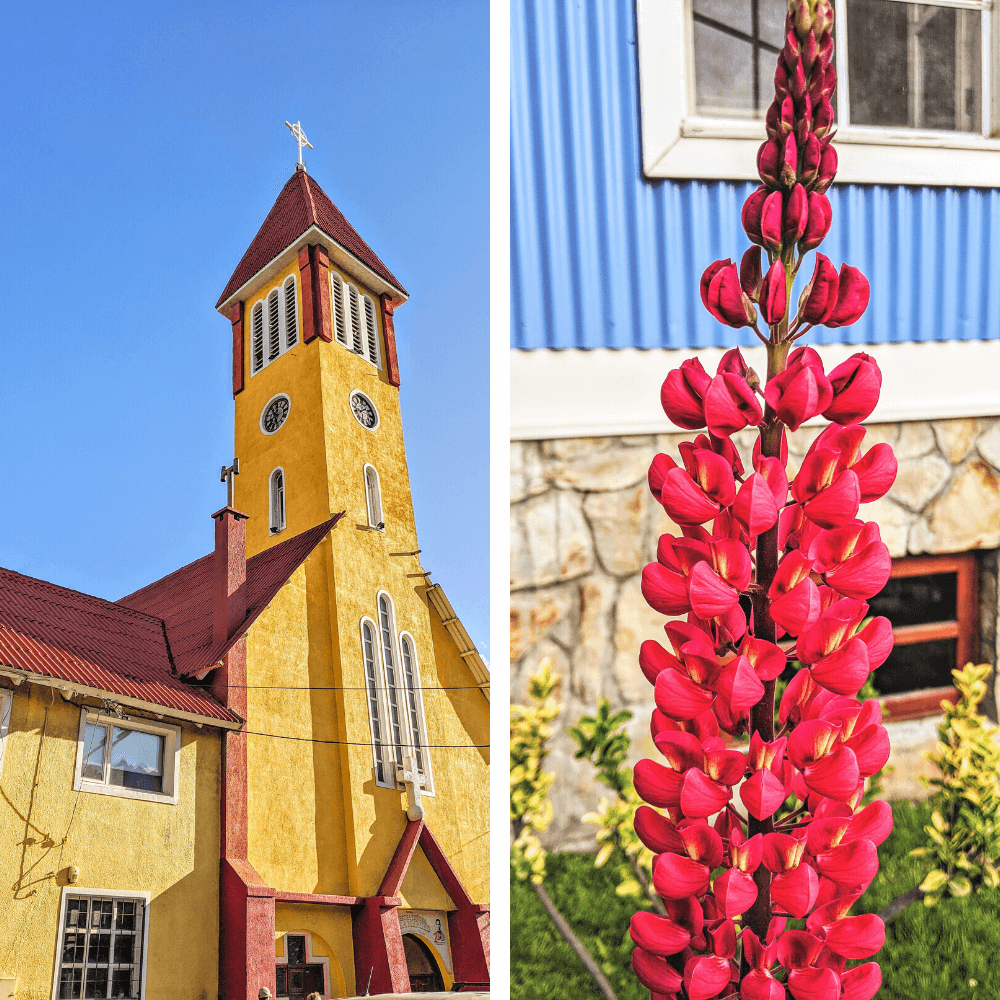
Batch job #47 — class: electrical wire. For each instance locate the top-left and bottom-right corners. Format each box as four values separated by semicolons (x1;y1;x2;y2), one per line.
189;684;488;692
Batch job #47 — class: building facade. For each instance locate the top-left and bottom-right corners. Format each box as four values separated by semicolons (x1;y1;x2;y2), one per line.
0;167;489;997
511;0;1000;850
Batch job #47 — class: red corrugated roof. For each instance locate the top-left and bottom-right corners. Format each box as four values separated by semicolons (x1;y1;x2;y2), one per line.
118;514;343;678
0;569;240;724
216;169;406;306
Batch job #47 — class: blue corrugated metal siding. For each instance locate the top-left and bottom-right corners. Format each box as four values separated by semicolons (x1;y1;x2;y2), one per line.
511;0;1000;350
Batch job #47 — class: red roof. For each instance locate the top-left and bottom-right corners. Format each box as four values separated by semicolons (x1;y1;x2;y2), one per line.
118;515;343;678
0;569;240;724
0;515;342;724
217;169;406;306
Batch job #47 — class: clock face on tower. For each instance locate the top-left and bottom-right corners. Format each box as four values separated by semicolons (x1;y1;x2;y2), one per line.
260;394;291;435
350;390;379;429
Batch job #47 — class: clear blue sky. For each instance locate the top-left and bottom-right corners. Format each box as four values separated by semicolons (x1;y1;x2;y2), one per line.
0;1;489;657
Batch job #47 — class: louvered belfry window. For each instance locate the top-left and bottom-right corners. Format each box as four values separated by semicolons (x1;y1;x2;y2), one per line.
251;302;265;374
363;295;380;366
283;276;298;347
267;290;281;362
348;284;364;355
330;271;348;344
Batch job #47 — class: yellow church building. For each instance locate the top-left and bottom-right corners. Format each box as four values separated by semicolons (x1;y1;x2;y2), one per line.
0;164;490;999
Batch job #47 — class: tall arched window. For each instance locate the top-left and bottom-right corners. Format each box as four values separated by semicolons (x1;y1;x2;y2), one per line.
283;276;298;348
269;468;285;534
364;464;383;530
363;295;380;367
330;271;348;345
251;301;265;374
361;619;388;786
378;594;405;774
400;633;431;788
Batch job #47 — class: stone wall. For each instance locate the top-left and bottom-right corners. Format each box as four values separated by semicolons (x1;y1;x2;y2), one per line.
510;417;1000;851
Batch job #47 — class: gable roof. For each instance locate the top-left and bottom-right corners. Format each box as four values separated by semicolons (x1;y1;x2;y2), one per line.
0;568;240;725
216;169;406;307
118;514;343;678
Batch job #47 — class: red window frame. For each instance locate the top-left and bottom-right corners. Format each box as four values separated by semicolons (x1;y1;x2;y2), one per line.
878;554;978;723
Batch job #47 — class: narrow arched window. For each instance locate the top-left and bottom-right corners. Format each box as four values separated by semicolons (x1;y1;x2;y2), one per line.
363;295;380;367
378;595;404;773
400;634;430;784
283;276;298;348
331;272;347;345
364;465;383;530
267;289;281;362
348;284;364;355
269;468;285;534
251;302;265;374
362;620;387;785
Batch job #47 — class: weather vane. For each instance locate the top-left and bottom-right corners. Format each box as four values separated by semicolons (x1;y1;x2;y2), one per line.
284;120;314;168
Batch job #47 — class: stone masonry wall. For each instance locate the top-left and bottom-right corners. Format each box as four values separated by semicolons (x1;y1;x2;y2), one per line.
510;417;1000;851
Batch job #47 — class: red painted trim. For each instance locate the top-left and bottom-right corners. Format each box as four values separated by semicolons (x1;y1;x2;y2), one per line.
312;244;332;343
448;907;491;984
380;294;400;387
299;245;317;343
230;301;245;396
378;819;424;896
352;897;410;994
273;890;363;906
220;858;276;1000
417;824;474;908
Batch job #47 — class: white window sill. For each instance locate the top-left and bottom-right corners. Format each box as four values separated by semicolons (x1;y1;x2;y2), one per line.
71;778;178;806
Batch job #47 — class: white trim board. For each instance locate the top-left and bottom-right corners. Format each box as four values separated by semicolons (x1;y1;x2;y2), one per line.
510;342;1000;441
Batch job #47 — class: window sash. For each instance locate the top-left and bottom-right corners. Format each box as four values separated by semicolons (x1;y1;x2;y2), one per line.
362;621;389;785
400;635;427;778
270;469;285;533
379;597;406;771
365;466;383;529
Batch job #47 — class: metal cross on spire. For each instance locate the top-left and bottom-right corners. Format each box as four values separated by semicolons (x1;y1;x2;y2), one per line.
284;120;314;168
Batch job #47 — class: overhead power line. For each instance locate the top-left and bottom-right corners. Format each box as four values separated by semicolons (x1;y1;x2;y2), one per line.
236;730;488;749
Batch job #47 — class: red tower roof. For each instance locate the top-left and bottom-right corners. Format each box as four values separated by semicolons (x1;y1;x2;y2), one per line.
216;169;406;307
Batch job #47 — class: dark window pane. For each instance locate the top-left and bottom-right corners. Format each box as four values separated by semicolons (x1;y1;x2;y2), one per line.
87;932;111;964
62;931;85;964
115;900;135;931
871;638;958;695
287;935;306;965
84;968;108;999
59;969;83;1000
111;969;137;999
114;932;136;964
868;573;957;627
848;0;981;132
91;899;113;930
82;725;108;781
276;967;287;995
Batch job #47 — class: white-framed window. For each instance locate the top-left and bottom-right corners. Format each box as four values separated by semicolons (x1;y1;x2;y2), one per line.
636;0;1000;186
73;710;181;805
399;632;433;792
364;463;384;531
0;687;11;780
52;887;150;1000
275;932;329;999
361;616;392;788
378;593;407;777
330;269;382;368
269;467;286;534
250;275;299;375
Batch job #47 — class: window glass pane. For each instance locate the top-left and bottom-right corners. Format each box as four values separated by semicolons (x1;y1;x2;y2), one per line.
91;899;113;930
867;573;957;627
83;968;108;999
693;0;785;119
287;934;306;965
848;0;981;132
111;968;138;998
871;638;958;695
59;969;82;1000
62;930;85;964
109;728;164;792
81;724;107;781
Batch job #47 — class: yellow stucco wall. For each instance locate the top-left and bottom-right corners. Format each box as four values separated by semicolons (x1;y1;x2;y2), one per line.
274;904;353;998
235;246;489;994
0;684;220;999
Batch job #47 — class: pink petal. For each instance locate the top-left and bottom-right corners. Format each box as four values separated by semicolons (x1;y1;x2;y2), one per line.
809;637;870;697
856;616;893;670
846;800;894;847
655;667;715;721
662;468;724;526
852;442;897;502
714;868;758;918
688;561;741;620
844;724;890;777
740;970;785;1000
787;967;840;1000
681;768;733;818
839;963;882;1000
642;562;692;617
771;865;819;918
814;839;879;886
769;578;821;635
681;820;726;868
653;853;711;899
740;767;787;821
715;656;766;714
634;805;686;853
632;947;684;994
654;730;706;772
776;929;825;970
630;911;692;956
684;954;732;1000
803;470;861;529
824;540;891;600
822;914;885;959
634;758;685;808
803;746;861;802
733;473;781;537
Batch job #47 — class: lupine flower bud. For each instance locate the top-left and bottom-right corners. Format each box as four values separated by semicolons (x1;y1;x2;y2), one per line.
795;93;813;146
781;132;798;188
758;139;782;187
766;100;780;140
774;59;790;99
799;133;822;188
783;183;809;243
661;357;712;429
761;190;784;252
704;374;764;437
813;96;834;137
701;260;758;327
793;0;811;35
764;356;833;430
800;191;832;251
742;186;769;245
758;260;787;325
800;253;840;324
801;30;819;72
780;94;795;134
824;264;870;327
789;56;807;100
823;352;882;423
815;142;838;193
740;246;763;300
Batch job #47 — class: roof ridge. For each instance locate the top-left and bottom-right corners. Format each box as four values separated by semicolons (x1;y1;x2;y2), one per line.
301;170;319;224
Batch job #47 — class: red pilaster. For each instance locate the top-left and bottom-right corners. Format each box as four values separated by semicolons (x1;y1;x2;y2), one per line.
220;858;276;1000
212;506;248;650
352;898;410;994
311;244;332;342
230;301;245;396
380;294;401;387
448;905;491;985
299;245;317;343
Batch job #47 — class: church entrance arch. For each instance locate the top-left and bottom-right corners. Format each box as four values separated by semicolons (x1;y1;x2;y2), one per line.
402;933;444;992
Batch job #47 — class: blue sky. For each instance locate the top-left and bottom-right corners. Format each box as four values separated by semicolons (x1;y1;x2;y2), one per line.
0;1;489;656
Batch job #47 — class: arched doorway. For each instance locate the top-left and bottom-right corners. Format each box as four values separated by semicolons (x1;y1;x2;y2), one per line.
402;933;444;992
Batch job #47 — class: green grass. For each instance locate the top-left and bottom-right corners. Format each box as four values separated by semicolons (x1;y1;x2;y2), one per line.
511;802;1000;1000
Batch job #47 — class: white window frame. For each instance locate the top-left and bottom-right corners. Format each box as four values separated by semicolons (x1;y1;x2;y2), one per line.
636;0;1000;186
0;688;10;780
364;463;384;531
398;631;434;795
275;931;330;1000
269;467;287;535
362;293;382;368
72;709;181;806
377;591;410;781
249;275;299;375
331;268;382;369
51;886;151;1000
361;616;394;789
